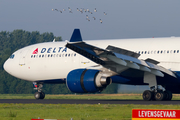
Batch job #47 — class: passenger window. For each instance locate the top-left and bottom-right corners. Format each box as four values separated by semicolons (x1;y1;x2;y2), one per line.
157;51;159;54
31;55;33;58
174;50;176;53
42;55;44;57
74;54;76;56
141;51;143;54
177;50;179;53
39;55;41;58
48;54;50;57
167;50;169;53
161;51;163;54
145;51;147;54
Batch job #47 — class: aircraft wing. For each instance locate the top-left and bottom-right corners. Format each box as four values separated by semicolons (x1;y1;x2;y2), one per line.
66;41;176;78
66;29;176;78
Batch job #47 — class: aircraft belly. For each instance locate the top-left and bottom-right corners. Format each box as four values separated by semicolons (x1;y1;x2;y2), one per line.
112;68;180;86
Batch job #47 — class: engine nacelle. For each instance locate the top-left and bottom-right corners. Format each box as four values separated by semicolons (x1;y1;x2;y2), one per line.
66;69;112;93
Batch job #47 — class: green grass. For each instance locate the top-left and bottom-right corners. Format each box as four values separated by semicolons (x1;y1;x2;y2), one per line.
0;104;180;120
0;94;180;120
1;94;180;100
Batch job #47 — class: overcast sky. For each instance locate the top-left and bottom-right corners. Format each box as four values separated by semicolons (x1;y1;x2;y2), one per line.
1;0;180;41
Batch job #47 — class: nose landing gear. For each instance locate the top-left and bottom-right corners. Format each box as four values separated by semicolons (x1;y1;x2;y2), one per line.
33;82;45;99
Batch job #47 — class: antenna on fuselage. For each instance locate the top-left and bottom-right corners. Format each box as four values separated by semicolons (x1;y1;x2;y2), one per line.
53;38;56;42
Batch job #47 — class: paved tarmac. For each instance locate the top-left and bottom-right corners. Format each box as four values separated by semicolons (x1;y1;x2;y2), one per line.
0;99;180;104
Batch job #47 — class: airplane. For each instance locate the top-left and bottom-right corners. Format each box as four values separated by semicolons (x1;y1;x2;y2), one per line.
3;29;180;101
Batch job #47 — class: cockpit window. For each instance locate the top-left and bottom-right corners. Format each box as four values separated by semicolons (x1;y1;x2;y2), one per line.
9;54;15;59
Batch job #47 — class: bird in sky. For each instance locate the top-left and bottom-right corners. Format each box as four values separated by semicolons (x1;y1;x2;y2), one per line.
68;7;72;13
94;8;97;12
100;19;103;23
52;7;106;24
86;18;90;21
80;8;83;13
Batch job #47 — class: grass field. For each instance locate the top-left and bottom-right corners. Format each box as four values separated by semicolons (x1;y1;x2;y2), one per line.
1;104;180;120
0;94;180;120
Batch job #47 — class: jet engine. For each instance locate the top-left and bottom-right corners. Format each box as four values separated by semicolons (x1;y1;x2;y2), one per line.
66;69;112;93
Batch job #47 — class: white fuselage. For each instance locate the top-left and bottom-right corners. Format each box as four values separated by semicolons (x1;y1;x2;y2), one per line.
4;37;180;82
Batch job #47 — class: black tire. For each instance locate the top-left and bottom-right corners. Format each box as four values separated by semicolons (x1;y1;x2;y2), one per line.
40;91;45;99
163;91;168;100
164;90;172;101
155;91;165;101
143;90;153;101
34;92;41;99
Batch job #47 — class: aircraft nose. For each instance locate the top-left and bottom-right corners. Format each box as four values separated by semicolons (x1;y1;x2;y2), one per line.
3;59;12;74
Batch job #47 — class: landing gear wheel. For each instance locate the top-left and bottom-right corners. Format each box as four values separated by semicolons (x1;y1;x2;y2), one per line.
155;91;165;101
40;91;45;99
164;90;172;101
34;92;41;99
34;92;45;99
143;90;153;101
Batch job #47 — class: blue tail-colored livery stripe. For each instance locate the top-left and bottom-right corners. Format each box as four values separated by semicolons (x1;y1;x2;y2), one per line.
70;29;82;42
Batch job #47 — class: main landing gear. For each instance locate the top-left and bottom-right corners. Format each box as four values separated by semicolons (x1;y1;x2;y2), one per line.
33;82;45;99
143;72;173;101
142;88;172;101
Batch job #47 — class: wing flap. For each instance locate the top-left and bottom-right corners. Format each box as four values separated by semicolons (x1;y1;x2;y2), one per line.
145;58;160;65
106;45;140;58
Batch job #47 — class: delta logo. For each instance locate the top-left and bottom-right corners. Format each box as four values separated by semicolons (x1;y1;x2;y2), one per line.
32;48;38;54
32;47;67;54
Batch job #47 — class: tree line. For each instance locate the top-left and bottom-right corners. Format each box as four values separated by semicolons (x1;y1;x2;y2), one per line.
0;29;118;94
